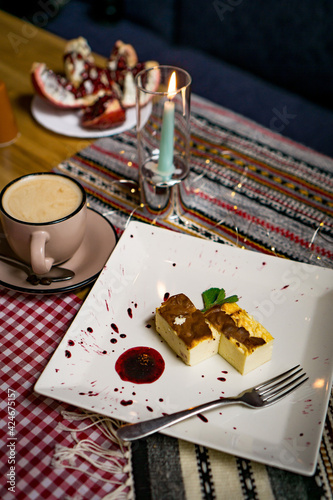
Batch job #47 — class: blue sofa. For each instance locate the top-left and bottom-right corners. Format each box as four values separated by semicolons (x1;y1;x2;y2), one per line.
4;0;333;157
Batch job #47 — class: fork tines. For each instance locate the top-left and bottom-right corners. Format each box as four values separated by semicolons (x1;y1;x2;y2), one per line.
257;365;308;405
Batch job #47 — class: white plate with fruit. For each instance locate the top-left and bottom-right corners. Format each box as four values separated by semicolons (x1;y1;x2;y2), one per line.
30;37;159;137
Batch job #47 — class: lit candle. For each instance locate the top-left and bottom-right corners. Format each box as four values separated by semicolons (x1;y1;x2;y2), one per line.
157;72;177;177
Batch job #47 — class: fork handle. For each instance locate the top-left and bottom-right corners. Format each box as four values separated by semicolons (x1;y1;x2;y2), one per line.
117;397;237;441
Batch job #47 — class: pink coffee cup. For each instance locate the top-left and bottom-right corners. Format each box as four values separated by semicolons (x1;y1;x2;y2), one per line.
0;172;87;275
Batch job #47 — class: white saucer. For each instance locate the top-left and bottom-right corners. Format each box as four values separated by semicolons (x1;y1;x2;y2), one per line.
31;95;136;138
0;208;118;294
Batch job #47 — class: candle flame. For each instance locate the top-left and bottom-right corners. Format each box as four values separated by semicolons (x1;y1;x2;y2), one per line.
167;72;177;99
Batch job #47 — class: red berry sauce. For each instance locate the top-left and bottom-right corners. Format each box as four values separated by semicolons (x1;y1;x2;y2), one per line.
115;346;165;384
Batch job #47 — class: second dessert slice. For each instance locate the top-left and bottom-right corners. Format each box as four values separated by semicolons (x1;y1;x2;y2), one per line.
204;302;274;375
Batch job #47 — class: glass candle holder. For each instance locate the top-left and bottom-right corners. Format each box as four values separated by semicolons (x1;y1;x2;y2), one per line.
135;65;191;219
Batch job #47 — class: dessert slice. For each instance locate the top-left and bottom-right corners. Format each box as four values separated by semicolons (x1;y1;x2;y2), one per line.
204;302;274;375
155;294;221;366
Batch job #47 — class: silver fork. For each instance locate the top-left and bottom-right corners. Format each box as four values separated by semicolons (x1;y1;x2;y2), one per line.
117;365;308;441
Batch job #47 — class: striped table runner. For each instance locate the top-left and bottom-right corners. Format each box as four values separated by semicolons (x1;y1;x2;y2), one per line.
55;96;333;270
54;94;333;499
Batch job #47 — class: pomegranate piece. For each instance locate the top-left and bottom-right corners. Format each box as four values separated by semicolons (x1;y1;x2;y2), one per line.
127;60;161;108
109;40;138;70
81;93;126;129
31;62;109;109
63;36;95;87
73;65;115;99
31;62;86;109
63;37;115;99
108;41;160;108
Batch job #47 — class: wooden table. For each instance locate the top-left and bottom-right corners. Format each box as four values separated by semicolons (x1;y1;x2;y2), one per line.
0;10;107;298
0;9;105;189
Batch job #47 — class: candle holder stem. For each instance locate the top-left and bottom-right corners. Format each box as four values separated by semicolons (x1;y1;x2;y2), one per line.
139;155;189;220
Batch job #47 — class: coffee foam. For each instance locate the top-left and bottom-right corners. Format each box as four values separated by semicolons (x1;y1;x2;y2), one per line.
2;175;83;223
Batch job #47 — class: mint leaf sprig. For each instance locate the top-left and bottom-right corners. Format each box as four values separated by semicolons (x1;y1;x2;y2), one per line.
202;287;238;313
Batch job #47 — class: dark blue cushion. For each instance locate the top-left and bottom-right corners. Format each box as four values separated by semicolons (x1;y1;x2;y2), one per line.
12;0;333;157
177;0;333;110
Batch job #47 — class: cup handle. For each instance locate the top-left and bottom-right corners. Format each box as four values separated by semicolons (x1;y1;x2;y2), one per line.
30;231;54;275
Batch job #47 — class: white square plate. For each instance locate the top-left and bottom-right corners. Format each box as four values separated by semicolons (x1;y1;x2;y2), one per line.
35;221;333;475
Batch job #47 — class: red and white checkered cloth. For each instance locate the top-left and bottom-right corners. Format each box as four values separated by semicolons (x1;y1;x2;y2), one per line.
0;289;132;500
